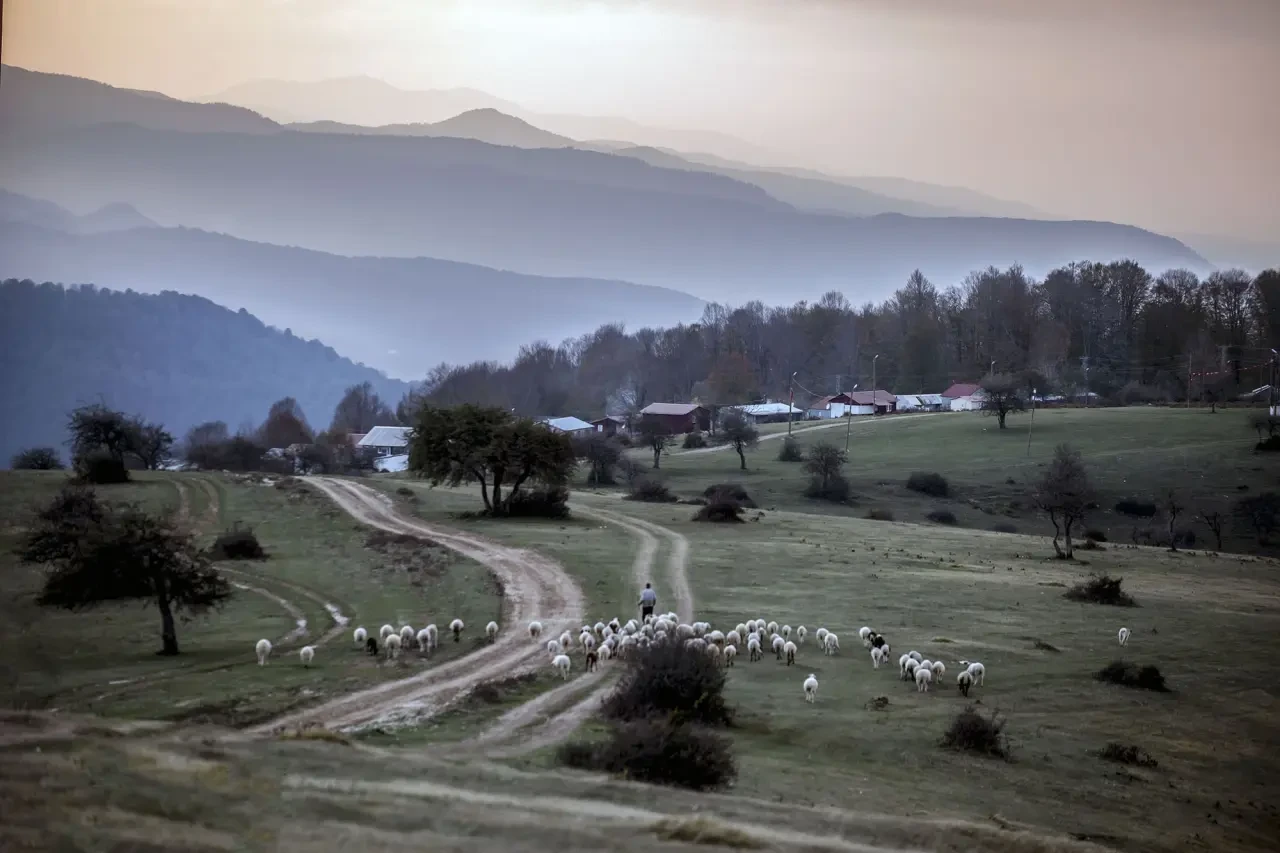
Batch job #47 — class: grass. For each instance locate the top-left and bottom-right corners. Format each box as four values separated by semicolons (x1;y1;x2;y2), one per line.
0;470;503;724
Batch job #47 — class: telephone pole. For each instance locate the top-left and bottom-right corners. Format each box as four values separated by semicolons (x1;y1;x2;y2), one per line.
787;371;797;435
872;355;880;416
1186;353;1193;408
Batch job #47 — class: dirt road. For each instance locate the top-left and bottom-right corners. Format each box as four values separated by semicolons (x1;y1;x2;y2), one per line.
248;477;586;734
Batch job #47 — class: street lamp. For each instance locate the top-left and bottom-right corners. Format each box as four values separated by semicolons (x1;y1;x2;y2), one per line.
1027;387;1037;456
872;354;880;416
990;359;996;376
788;370;798;435
1271;350;1278;416
844;383;859;452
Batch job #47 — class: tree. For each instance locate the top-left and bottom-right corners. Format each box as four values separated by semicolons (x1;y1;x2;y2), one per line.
16;488;231;655
636;419;673;470
1198;509;1225;551
1163;489;1185;551
802;441;849;501
1034;444;1094;559
183;421;229;469
574;433;623;486
260;397;314;448
720;412;759;471
408;404;576;515
330;381;397;434
66;403;137;473
11;447;62;470
1234;492;1280;545
980;372;1023;429
130;419;175;470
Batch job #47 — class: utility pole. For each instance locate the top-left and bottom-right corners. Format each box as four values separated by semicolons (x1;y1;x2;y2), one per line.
844;383;859;452
1271;350;1277;416
1081;356;1090;408
1027;387;1036;456
1186;353;1193;408
872;355;880;416
787;371;797;435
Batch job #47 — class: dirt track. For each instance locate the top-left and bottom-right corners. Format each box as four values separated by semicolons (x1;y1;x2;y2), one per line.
247;477;586;734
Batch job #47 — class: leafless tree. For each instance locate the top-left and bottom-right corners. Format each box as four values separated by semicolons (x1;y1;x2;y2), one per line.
1198;509;1225;551
636;420;672;470
1034;443;1094;559
980;372;1023;429
720;411;759;471
1164;489;1185;551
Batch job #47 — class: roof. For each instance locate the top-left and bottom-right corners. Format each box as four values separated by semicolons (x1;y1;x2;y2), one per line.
808;393;853;409
640;402;705;416
539;416;595;433
357;426;412;448
915;394;946;405
732;402;802;417
895;394;922;408
848;390;896;405
373;454;409;473
941;383;982;398
591;415;627;425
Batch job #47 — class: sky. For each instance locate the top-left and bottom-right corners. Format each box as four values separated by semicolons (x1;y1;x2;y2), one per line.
4;0;1278;241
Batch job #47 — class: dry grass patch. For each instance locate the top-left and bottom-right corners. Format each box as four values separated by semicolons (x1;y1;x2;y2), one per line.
652;816;765;849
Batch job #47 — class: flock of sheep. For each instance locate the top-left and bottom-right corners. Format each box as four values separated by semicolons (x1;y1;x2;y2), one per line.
252;617;502;666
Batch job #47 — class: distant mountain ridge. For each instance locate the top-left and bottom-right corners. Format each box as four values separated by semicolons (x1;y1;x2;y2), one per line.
0;278;410;466
0;189;158;234
290;108;577;150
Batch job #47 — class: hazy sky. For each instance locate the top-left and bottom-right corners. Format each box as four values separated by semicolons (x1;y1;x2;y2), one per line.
5;0;1278;240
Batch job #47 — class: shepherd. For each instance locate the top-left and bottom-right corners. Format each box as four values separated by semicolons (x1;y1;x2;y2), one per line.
638;582;657;621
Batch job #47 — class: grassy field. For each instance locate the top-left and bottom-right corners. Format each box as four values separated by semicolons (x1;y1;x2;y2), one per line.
0;470;503;725
617;407;1278;554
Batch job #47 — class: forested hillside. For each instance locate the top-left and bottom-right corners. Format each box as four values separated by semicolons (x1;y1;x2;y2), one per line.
0;280;408;464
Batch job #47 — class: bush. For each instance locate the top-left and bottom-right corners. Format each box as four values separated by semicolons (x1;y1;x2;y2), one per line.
395;486;414;497
614;432;633;448
1064;573;1137;607
906;471;949;498
557;720;736;791
940;706;1009;759
804;473;851;503
1256;435;1280;452
926;509;957;525
627;478;677;503
1096;661;1169;692
1115;499;1158;518
615;456;644;485
504;487;571;519
777;436;804;462
1099;742;1158;767
701;484;756;508
11;447;63;470
1084;528;1107;542
75;453;129;484
602;638;732;726
208;524;267;560
681;431;707;450
991;522;1018;533
693;499;746;523
1173;528;1196;549
866;508;895;521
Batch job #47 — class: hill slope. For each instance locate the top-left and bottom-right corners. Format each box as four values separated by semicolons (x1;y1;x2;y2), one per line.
291;108;576;149
0;279;410;465
0;221;706;379
0;189;158;234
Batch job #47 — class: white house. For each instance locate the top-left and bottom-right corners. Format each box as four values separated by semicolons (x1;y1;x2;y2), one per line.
357;425;412;457
727;402;804;424
848;390;897;415
537;416;596;436
807;393;855;419
941;383;986;411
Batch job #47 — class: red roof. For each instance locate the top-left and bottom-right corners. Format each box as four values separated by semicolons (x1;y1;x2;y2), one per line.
808;393;853;409
942;383;982;398
848;390;896;406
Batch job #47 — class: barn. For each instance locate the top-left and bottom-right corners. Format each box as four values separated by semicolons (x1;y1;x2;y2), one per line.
639;402;711;434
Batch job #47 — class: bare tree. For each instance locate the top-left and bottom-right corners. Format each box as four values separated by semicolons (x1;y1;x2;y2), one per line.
720;411;759;471
980;372;1023;429
130;419;175;470
1164;489;1185;551
1034;443;1094;559
329;382;397;434
1198;509;1225;550
636;419;672;470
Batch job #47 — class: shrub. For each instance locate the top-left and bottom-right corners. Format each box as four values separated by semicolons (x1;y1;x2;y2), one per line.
395;486;414;497
777;436;804;462
804;473;851;502
75;453;129;484
504;487;571;519
1100;742;1158;767
616;456;644;485
681;431;707;450
701;484;756;508
1064;573;1137;607
557;720;736;791
926;509;957;525
653;817;763;849
11;447;63;470
614;432;633;448
1173;528;1196;549
627;478;677;503
1084;528;1107;542
208;524;267;560
991;522;1018;533
907;471;950;498
602;638;732;726
693;499;745;523
866;508;895;521
1115;499;1158;518
1256;435;1280;452
1096;661;1169;692
940;706;1009;759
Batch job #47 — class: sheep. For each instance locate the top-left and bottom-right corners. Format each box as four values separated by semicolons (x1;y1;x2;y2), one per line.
724;644;737;666
365;637;379;656
598;644;613;661
931;661;946;680
353;627;368;645
546;639;562;656
870;634;888;651
870;646;887;668
966;661;985;685
918;659;933;675
747;637;763;662
579;632;596;651
593;621;606;635
796;625;807;645
640;624;655;639
824;633;840;656
803;673;819;703
449;619;464;642
784;640;797;666
585;649;599;672
708;629;726;646
385;633;402;659
904;658;920;679
781;624;792;640
858;626;872;641
425;624;439;648
1118;627;1131;646
529;620;544;640
745;619;758;635
559;630;574;650
915;666;932;692
815;627;829;647
416;628;432;653
299;645;315;666
908;650;922;662
898;653;911;675
734;622;748;637
400;625;415;647
726;630;742;648
552;653;571;679
706;643;723;665
772;635;786;660
676;623;695;641
485;621;499;643
625;619;640;635
608;618;621;633
956;669;974;697
379;624;395;642
686;638;708;652
255;638;272;665
863;631;878;649
766;620;779;637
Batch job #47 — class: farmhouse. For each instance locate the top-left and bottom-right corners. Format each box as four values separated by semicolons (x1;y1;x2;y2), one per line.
639;402;711;433
848;390;897;415
726;402;804;424
941;382;986;411
591;415;628;437
895;393;947;412
537;416;596;436
807;392;855;419
357;425;412;457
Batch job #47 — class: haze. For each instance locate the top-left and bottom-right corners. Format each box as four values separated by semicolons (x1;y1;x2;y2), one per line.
6;0;1277;243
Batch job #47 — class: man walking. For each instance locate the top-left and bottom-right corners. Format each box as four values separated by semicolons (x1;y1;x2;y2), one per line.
638;582;657;621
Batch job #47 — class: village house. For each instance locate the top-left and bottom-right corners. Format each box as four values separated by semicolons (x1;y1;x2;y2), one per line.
806;392;855;419
591;415;628;437
357;425;412;457
639;402;711;434
895;393;947;412
941;382;986;411
847;390;897;415
725;401;804;425
537;416;596;437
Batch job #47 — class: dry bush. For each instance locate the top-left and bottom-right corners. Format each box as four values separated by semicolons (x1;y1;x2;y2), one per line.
627;478;677;503
777;435;804;462
940;706;1009;759
1084;528;1107;542
1096;661;1169;692
701;483;756;507
693;499;746;523
866;508;895;521
602;639;732;726
652;816;763;848
682;431;707;449
1064;573;1137;607
207;524;267;560
505;487;570;519
558;720;736;791
1115;499;1158;518
1100;742;1158;767
907;471;950;497
926;509;957;524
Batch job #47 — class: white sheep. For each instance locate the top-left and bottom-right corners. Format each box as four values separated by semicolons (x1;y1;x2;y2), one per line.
353;627;368;645
552;653;571;679
416;628;432;653
425;624;439;648
824;633;840;656
580;632;596;651
485;621;499;643
772;635;786;659
559;630;573;650
378;624;395;641
686;638;708;652
907;650;922;662
598;644;613;661
781;624;792;639
726;630;742;648
967;662;985;685
299;645;315;666
593;621;606;635
766;620;779;637
546;639;562;656
784;640;797;666
957;669;974;697
803;673;818;703
796;625;807;645
255;638;272;665
915;666;932;692
399;625;415;646
529;620;544;640
871;646;887;668
676;624;694;641
815;627;829;646
918;659;933;675
385;633;402;659
706;643;722;665
858;626;872;641
724;644;737;666
931;661;946;679
449;619;464;642
1118;627;1130;646
708;629;726;646
747;637;763;662
904;658;920;679
745;619;758;635
734;622;748;637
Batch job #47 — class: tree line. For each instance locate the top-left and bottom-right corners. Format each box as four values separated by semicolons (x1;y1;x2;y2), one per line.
405;262;1280;419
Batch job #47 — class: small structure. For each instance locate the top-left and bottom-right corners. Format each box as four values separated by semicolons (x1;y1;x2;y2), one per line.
639;402;711;434
357;425;412;457
726;402;803;425
373;454;409;473
941;383;985;412
807;392;855;419
537;416;596;436
591;415;628;437
896;393;946;412
848;390;897;415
